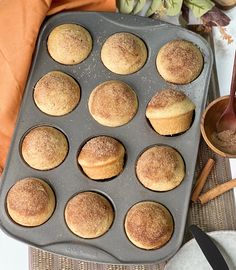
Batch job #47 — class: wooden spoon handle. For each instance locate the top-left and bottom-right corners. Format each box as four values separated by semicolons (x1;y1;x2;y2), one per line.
229;51;236;107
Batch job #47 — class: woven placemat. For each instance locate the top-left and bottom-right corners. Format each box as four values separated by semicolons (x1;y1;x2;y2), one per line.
29;34;236;270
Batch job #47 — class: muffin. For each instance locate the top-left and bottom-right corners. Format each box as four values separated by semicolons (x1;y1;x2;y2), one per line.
136;145;185;191
88;80;138;127
34;71;80;116
125;201;173;249
21;126;68;170
156;40;203;84
6;177;55;227
65;192;114;238
47;24;92;65
78;136;125;180
146;89;195;135
101;32;147;74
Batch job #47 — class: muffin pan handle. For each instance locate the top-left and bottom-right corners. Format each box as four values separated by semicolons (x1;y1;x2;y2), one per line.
41;241;121;263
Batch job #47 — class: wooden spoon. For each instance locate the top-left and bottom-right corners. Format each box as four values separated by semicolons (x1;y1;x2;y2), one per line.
216;51;236;133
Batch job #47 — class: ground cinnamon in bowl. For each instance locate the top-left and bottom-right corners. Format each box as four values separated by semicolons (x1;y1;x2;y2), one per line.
211;130;236;155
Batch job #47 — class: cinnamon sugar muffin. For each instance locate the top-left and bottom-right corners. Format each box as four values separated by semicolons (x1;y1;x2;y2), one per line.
21;126;68;170
88;80;138;127
78;136;125;180
146;89;195;135
47;24;92;65
125;201;174;249
156;40;203;84
65;192;114;238
101;32;147;74
6;177;55;227
34;71;80;116
136;145;185;191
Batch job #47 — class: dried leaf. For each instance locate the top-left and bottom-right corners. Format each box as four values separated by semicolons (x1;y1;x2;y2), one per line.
181;4;189;23
201;6;230;26
219;27;233;44
133;0;147;14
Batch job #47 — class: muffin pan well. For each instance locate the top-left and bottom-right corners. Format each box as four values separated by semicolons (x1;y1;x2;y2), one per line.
0;12;213;264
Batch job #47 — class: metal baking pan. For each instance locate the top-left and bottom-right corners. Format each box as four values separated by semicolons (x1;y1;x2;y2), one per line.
0;12;213;264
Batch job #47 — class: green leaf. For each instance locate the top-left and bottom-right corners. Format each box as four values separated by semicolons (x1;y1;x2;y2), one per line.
118;0;135;14
184;0;214;18
132;0;147;14
146;0;163;17
165;0;183;16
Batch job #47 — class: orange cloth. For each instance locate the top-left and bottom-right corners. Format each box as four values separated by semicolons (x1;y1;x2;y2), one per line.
0;0;116;175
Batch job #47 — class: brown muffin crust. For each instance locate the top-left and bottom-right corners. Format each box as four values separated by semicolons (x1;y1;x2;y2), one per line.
21;126;68;170
137;147;177;180
34;71;80;116
136;146;185;191
78;136;124;166
148;89;185;109
78;136;125;180
65;192;114;238
156;40;203;84
125;201;174;249
88;80;138;127
146;89;196;135
101;32;147;75
6;178;55;226
47;24;92;65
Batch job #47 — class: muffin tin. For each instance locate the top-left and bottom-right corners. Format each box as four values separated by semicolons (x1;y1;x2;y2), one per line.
0;12;213;264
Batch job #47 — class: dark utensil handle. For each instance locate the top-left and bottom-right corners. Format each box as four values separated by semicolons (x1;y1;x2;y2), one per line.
189;225;229;270
229;51;236;107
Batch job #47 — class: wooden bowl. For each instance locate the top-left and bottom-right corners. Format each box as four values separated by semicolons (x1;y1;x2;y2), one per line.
201;95;236;158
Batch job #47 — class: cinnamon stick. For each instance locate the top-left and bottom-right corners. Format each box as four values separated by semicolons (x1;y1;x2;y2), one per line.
191;158;215;202
199;178;236;204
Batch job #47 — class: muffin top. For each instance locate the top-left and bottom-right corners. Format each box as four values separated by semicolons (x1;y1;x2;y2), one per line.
156;40;203;84
47;24;92;65
146;89;195;119
88;80;138;127
34;71;80;116
101;32;147;74
125;201;173;249
21;126;68;170
78;136;125;167
6;178;55;226
65;192;114;238
136;146;185;191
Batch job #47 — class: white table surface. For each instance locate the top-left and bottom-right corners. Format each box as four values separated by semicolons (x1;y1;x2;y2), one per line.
0;8;236;270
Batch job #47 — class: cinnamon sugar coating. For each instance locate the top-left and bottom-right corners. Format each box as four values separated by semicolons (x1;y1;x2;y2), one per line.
6;178;55;226
136;146;185;191
47;24;92;65
125;201;173;249
78;136;125;180
101;32;147;74
88;80;138;127
65;192;114;238
21;126;68;170
34;71;80;116
156;40;203;84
